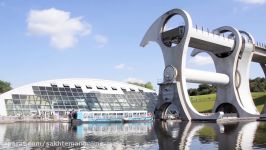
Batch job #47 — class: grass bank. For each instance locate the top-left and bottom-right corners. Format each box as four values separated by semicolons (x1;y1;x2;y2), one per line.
190;92;266;113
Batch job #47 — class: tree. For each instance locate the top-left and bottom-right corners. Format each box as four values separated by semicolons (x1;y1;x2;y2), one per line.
144;82;154;90
187;77;266;96
128;81;154;90
197;84;216;95
0;80;12;94
249;77;266;92
188;84;217;96
188;88;198;96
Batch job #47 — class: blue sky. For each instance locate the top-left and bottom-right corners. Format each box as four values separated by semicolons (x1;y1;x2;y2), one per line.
0;0;265;89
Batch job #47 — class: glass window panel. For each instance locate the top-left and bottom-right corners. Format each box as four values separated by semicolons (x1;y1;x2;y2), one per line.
61;96;68;101
68;97;74;100
5;99;13;105
117;99;127;103
6;104;13;110
29;105;37;109
77;101;87;106
64;101;71;105
13;99;20;104
27;96;34;100
67;92;73;96
87;102;100;108
65;88;71;92
34;91;41;95
48;96;55;101
7;110;14;116
24;99;31;105
61;92;67;96
70;101;77;105
56;96;62;100
35;100;41;105
46;87;52;91
78;105;86;109
57;105;65;109
41;91;47;95
21;105;29;109
85;97;97;103
57;100;63;105
72;105;78;109
47;91;53;95
120;103;130;107
71;88;77;92
52;87;59;91
32;86;39;91
12;95;19;99
39;105;50;109
42;101;50;105
41;96;48;100
14;105;22;110
59;88;65;92
54;92;60;95
19;95;26;99
65;105;72;109
77;88;82;92
39;86;45;90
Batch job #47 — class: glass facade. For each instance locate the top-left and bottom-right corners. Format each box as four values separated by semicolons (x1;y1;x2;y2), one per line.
4;85;157;116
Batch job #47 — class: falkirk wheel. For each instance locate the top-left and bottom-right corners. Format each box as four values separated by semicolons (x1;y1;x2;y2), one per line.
140;8;266;121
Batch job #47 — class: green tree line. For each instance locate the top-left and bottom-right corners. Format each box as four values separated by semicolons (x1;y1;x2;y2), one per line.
127;81;154;90
188;77;266;96
0;80;12;94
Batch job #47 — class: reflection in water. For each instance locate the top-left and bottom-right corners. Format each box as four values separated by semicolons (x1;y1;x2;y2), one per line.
155;120;262;150
0;123;157;149
0;121;265;149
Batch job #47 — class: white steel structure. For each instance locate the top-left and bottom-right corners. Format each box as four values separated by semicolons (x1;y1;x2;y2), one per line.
141;8;266;121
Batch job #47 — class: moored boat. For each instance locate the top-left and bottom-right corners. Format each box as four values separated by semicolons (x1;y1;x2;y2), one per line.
71;110;153;123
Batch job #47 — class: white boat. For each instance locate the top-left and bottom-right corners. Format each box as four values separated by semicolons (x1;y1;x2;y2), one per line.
71;110;153;123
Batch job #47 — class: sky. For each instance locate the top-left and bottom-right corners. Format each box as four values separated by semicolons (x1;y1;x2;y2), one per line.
0;0;265;90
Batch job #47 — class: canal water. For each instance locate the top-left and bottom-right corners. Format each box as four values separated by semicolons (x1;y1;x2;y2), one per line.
0;121;266;149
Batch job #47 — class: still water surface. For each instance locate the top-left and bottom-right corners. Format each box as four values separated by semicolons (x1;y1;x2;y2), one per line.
0;121;266;149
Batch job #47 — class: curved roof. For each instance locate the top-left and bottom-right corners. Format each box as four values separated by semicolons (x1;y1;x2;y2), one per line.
0;78;155;100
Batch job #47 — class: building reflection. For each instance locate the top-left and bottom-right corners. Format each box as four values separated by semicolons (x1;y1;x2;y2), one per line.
155;120;259;150
0;122;157;149
0;121;265;149
73;123;157;148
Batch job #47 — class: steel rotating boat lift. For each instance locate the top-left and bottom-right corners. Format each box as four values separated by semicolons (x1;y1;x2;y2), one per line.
140;8;266;121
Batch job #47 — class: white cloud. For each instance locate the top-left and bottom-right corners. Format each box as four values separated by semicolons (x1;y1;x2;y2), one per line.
114;64;125;69
124;77;145;84
27;8;91;50
190;55;213;66
237;0;266;4
94;34;108;48
114;63;134;70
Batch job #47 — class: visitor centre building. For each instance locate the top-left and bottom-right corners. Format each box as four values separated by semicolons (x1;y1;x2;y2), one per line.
0;78;157;117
